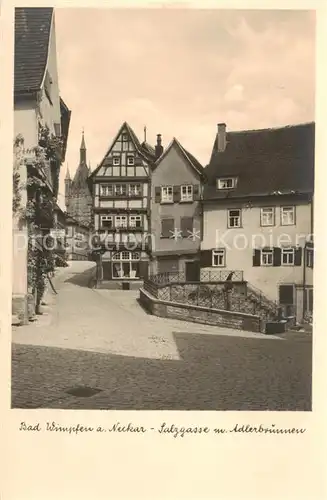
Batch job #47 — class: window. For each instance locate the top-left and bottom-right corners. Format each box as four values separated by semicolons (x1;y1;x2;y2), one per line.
113;157;120;166
281;206;295;225
261;248;273;266
161;218;174;238
101;216;113;229
261;207;274;226
180;185;193;202
129;215;142;228
115;215;127;228
217;178;236;190
112;251;140;279
129;183;141;196
100;184;113;196
180;217;193;238
127;156;135;166
212;249;225;267
161;186;173;203
114;184;127;196
282;247;295;265
228;209;241;228
122;134;128;142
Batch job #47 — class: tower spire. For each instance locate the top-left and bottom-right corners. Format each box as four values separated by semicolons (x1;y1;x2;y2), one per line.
80;129;86;164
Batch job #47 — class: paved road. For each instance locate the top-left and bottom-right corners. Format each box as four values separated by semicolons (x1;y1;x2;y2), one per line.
12;262;312;410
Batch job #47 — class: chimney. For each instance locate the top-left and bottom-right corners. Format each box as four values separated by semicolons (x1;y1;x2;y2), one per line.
217;123;226;152
155;134;163;159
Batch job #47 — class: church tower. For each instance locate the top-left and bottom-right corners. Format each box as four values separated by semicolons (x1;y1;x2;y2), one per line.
65;131;93;228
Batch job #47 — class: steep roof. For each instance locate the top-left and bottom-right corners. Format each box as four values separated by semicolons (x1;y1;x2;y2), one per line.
14;7;53;94
154;137;204;177
204;122;315;201
72;163;90;189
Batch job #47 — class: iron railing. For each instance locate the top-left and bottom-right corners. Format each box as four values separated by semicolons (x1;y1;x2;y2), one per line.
148;270;244;287
144;271;277;321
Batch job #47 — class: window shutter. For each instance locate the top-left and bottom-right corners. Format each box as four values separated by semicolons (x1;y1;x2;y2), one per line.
180;217;193;237
173;185;180;203
273;247;281;266
200;250;213;267
253;249;261;267
193;184;200;200
161;218;174;238
155;186;161;203
294;247;302;266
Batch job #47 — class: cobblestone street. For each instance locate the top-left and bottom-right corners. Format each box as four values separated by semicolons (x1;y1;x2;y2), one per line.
12;262;312;410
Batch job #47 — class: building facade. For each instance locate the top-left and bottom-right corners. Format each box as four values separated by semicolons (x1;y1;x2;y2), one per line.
201;122;314;323
65;216;91;261
89;122;157;286
13;7;70;322
150;138;204;280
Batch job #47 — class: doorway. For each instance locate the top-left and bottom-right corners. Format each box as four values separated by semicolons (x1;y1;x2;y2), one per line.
279;284;295;316
185;261;200;282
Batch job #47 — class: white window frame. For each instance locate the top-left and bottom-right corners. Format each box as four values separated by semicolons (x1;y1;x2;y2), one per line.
129;215;142;228
115;215;128;228
180;184;193;202
227;209;241;228
281;206;295;226
113;156;120;166
129;183;141;196
261;248;273;266
260;207;274;226
281;247;295;266
212;249;225;267
217;178;236;190
100;184;113;196
161;186;173;203
112;251;141;279
100;215;113;229
127;156;135;166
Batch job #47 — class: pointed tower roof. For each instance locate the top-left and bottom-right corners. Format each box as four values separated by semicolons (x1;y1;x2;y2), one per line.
65;166;71;180
71;130;90;189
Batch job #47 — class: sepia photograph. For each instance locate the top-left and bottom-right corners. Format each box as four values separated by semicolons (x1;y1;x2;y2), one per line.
11;7;314;411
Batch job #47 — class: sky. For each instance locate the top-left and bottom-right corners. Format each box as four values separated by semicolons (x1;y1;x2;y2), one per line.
54;8;315;208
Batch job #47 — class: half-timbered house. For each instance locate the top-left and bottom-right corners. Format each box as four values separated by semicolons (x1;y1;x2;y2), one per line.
89;122;158;287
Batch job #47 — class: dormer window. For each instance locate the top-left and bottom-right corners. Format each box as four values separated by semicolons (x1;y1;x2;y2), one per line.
217;177;237;190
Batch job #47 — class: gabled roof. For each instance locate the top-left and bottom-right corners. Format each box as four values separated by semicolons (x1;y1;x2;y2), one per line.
154;137;204;177
14;7;53;94
89;121;156;179
204;122;315;201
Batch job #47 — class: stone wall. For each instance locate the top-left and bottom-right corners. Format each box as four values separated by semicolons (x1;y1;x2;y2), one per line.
140;288;262;333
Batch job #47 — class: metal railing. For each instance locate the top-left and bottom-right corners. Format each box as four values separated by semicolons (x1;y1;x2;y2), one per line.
148;270;244;287
144;271;277;320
